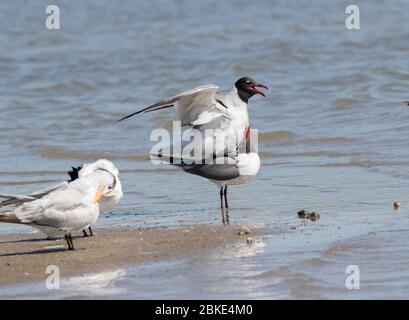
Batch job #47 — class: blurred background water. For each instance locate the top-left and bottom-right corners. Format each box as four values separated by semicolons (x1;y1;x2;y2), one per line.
1;0;409;299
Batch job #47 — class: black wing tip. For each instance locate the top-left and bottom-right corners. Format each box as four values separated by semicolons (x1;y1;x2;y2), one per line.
118;111;143;122
144;104;174;114
118;114;133;122
118;104;175;122
67;166;83;182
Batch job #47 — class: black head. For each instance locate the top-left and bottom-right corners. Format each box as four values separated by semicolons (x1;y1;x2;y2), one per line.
67;166;83;182
235;76;268;103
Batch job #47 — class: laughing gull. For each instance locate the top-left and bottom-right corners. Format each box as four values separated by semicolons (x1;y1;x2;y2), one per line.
119;76;268;160
119;77;267;222
0;159;123;241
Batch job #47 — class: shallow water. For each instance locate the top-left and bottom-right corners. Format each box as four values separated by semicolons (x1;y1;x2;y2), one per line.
1;0;409;299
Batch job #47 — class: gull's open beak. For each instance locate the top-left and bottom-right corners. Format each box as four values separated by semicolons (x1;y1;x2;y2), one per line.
93;186;105;204
251;83;269;97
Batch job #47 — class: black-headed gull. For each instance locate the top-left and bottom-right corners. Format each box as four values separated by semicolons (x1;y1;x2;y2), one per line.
120;77;267;222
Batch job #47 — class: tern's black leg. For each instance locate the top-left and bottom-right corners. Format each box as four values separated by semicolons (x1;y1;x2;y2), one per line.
69;234;75;250
83;226;94;237
223;186;229;209
225;209;230;225
65;234;74;250
64;235;70;249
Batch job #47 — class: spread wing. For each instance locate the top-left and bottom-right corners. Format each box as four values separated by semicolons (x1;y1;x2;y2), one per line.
119;84;228;126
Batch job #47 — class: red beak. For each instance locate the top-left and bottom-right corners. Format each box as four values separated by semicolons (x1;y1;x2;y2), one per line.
251;83;269;97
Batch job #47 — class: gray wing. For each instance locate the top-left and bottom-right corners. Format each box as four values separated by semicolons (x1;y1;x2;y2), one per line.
177;156;239;181
0;193;36;207
0;197;35;208
118;85;223;125
0;181;68;208
183;163;239;181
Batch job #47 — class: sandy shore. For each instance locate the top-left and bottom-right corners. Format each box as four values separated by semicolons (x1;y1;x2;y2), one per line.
0;224;262;286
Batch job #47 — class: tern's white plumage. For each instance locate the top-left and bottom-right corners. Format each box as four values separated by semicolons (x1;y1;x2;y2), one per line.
0;159;123;239
77;159;123;216
0;160;122;249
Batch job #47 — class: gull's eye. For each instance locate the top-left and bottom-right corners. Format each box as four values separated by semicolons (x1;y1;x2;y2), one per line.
245;80;252;85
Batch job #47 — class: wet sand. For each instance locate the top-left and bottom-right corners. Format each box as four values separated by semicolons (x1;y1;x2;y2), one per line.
0;224;263;286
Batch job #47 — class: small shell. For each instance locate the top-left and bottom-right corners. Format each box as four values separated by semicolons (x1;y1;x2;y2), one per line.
297;209;309;219
393;202;401;210
309;212;320;222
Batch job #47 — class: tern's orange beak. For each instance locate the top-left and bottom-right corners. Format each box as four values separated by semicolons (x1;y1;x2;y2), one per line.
93;186;105;204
